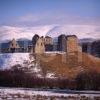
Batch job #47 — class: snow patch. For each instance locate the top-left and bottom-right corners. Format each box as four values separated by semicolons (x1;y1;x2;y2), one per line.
0;53;30;69
45;51;66;54
0;88;100;97
46;73;55;78
0;53;44;77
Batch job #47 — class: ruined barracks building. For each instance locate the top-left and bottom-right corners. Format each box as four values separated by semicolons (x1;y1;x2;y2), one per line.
0;34;53;53
0;34;83;66
0;34;82;55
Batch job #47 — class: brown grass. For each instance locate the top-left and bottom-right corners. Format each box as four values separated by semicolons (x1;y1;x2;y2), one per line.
37;53;100;79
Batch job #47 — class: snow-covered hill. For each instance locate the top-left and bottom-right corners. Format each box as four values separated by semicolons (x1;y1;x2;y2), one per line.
0;25;100;43
0;25;53;43
47;25;100;39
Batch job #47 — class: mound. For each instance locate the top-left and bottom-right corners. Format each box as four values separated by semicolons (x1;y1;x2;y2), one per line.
39;52;100;79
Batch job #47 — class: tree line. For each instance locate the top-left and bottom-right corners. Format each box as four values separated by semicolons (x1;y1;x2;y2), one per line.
0;68;100;90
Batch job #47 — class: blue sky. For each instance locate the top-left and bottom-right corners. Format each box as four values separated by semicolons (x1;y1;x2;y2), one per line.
0;0;100;40
0;0;100;26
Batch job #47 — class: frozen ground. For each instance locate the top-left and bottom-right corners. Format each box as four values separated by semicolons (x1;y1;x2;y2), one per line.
0;87;100;100
0;53;30;69
0;53;56;78
0;52;64;69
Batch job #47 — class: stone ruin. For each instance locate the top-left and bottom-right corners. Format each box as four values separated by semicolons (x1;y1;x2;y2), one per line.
32;34;82;67
66;35;82;67
34;37;45;54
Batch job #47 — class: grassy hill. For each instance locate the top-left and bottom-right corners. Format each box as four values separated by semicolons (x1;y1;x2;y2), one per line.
38;52;100;79
0;52;100;89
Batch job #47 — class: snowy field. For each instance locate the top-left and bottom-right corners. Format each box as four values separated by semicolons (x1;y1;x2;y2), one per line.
0;87;100;100
0;53;56;78
0;53;30;69
0;52;65;69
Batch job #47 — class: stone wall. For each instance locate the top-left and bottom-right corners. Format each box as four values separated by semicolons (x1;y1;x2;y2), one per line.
45;36;53;45
35;37;45;54
66;35;78;53
66;35;82;67
9;38;20;49
9;38;20;53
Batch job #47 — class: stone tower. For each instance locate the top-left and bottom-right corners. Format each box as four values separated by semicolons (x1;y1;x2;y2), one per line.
66;35;82;67
58;34;67;51
32;34;39;46
35;37;45;54
9;38;20;53
45;36;53;45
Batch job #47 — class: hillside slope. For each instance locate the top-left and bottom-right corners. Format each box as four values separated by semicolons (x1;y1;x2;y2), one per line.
0;53;30;69
0;52;100;78
39;52;100;78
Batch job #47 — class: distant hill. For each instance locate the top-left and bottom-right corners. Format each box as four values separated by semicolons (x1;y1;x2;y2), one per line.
79;38;95;43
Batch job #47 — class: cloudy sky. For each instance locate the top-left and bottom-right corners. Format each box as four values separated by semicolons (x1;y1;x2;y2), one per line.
0;0;100;40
